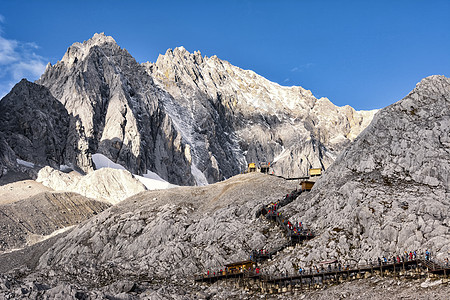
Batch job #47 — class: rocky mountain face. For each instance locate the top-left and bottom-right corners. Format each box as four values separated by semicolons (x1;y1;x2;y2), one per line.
36;33;195;185
0;132;16;178
0;79;84;173
145;47;375;179
263;75;450;272
0;33;374;185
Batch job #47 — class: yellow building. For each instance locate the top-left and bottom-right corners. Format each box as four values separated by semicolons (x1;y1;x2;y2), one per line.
225;260;255;273
301;181;315;191
309;168;322;177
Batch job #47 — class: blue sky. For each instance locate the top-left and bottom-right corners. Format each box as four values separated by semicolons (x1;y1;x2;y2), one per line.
0;0;449;110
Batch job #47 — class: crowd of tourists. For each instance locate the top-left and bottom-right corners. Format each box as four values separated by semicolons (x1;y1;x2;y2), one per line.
296;250;438;276
205;265;261;278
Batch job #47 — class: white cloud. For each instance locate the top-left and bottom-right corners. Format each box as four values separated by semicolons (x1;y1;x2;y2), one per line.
12;59;46;81
0;23;47;100
290;63;315;73
0;36;19;64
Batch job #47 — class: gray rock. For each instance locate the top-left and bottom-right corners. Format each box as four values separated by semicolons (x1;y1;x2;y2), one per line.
0;79;69;170
0;79;91;176
266;75;450;271
0;191;110;252
0;132;17;178
36;173;297;283
37;33;195;186
145;46;376;181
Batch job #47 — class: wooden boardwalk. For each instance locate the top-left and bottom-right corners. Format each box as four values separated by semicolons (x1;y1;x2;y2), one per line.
195;259;450;286
194;189;450;291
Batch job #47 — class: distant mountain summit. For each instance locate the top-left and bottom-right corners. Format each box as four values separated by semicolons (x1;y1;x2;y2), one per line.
37;33;196;185
1;33;376;185
145;44;376;181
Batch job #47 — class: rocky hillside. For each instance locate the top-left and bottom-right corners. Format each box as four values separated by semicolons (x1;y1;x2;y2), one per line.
1;33;374;186
0;191;110;253
36;173;295;282
265;75;450;272
0;172;298;299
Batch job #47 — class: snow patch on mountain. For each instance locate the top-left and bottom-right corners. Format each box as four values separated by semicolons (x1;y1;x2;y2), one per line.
16;159;35;168
92;153;126;171
92;153;177;191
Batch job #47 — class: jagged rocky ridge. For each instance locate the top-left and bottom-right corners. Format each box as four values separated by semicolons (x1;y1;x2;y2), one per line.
145;47;375;179
1;33;374;185
36;33;195;185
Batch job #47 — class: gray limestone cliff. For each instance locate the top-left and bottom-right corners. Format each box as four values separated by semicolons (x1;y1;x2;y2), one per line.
0;132;16;178
0;80;70;170
34;33;374;185
37;33;195;185
145;47;376;180
0;79;90;176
